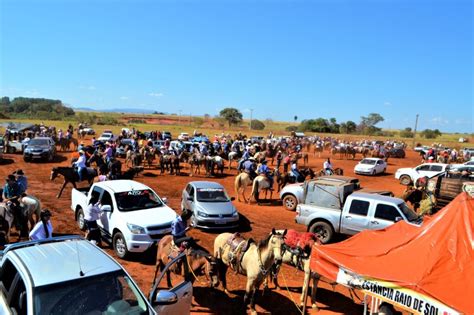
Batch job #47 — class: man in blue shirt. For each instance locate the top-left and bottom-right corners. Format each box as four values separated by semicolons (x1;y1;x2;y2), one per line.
14;169;27;195
171;209;193;249
257;160;274;190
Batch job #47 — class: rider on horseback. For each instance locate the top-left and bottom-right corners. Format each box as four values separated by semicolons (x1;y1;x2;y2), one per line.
323;158;334;175
74;150;87;181
237;148;251;171
290;162;304;182
3;175;27;238
171;209;194;251
242;157;257;180
257;160;274;191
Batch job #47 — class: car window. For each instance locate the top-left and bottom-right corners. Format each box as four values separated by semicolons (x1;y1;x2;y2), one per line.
374;204;400;221
430;165;443;172
101;191;114;210
10;275;27;315
377;160;383;165
91;187;103;202
416;165;430;171
0;259;19;293
189;186;195;197
348;200;370;216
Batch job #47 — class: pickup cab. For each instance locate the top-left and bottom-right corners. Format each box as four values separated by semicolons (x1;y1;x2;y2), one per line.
295;180;420;244
0;236;192;314
71;180;177;259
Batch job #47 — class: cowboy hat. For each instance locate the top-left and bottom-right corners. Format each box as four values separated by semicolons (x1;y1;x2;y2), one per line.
14;169;24;176
79;150;85;154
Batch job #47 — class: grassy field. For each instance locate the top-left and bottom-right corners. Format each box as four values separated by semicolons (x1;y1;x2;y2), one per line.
0;112;471;149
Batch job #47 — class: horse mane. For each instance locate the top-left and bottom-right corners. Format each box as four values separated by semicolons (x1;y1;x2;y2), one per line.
188;248;212;260
257;233;272;250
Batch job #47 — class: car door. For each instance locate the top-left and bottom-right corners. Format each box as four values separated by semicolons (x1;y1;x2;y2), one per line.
182;184;195;211
370;203;403;230
340;199;371;235
415;164;431;178
375;160;384;173
151;254;193;315
98;190;114;235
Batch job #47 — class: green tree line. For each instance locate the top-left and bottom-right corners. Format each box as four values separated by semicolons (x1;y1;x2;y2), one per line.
0;96;75;120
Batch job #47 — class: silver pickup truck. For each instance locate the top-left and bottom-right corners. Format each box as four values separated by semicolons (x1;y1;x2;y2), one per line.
295;180;421;243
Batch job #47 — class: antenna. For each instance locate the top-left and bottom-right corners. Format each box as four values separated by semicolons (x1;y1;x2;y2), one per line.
75;239;85;277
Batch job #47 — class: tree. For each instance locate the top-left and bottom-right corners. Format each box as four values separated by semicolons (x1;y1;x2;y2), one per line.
346;121;357;133
421;129;442;139
250;119;265;130
359;113;384;135
219;108;243;127
294;115;298;122
399;127;414;138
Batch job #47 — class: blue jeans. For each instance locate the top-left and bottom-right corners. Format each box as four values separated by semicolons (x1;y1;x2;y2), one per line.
77;167;86;181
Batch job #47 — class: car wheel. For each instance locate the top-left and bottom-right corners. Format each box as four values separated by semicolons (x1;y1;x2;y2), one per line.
48;153;54;162
23;156;31;162
77;208;86;231
372;169;376;175
113;232;130;259
399;175;412;186
309;221;334;244
282;194;298;211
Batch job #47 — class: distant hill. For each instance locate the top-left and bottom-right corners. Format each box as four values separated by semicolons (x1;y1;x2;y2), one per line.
74;107;159;114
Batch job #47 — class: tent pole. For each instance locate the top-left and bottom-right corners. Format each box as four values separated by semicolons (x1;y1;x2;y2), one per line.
363;294;367;314
302;272;310;314
311;273;320;311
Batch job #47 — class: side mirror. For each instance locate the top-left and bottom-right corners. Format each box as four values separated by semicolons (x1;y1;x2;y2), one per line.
187;197;193;202
162;197;168;204
395;216;403;222
230;197;235;201
154;290;178;305
101;205;112;212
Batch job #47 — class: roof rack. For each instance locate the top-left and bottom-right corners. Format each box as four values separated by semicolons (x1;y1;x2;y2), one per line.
2;235;84;256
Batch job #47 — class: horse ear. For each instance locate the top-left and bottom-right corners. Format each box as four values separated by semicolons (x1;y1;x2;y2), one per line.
272;228;276;235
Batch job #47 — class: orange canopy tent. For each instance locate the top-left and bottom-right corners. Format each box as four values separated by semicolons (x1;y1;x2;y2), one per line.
310;192;473;314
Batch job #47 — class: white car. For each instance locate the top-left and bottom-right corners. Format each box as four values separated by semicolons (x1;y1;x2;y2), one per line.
395;163;448;185
354;158;387;175
98;132;114;142
178;132;190;141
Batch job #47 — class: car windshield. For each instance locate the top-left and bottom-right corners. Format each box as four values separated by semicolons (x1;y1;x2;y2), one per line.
28;139;49;146
115;189;163;211
34;270;148;315
398;202;419;222
360;159;376;165
196;188;230;202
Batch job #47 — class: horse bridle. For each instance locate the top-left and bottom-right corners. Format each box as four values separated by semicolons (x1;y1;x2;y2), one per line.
257;234;285;276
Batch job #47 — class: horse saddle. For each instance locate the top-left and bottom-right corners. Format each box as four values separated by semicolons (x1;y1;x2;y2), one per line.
225;233;254;274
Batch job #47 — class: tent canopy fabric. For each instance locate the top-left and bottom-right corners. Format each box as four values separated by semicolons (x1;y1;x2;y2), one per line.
310;193;473;313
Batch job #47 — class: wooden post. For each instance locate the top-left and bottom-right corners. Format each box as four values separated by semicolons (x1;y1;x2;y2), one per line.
302;272;310;314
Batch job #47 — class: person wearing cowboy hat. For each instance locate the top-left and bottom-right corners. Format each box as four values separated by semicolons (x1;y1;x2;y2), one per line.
74;150;87;182
13;169;27;195
29;209;53;241
258;160;274;190
242;157;257;180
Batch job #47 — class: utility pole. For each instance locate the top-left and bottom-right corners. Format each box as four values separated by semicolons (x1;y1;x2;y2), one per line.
178;110;182;125
249;109;253;130
412;114;419;149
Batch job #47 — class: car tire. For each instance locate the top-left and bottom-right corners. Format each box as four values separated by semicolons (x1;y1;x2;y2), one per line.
282;194;298;211
309;221;334;244
77;208;86;231
399;175;412;186
48;153;54;162
23;156;31;162
372;169;376;175
113;232;130;259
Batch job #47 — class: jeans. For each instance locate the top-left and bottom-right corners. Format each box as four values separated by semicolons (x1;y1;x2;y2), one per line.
77;167;86;181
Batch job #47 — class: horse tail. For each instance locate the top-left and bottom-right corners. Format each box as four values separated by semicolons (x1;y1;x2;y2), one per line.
252;178;259;201
234;174;241;197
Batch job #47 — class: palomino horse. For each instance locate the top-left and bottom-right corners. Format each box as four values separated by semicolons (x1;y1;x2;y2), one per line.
0;203;14;245
154;235;219;288
51;166;97;198
265;229;320;309
20;195;41;230
234;172;254;203
251;175;273;204
214;229;287;314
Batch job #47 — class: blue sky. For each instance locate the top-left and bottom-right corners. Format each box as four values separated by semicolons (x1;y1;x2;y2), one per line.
1;0;472;133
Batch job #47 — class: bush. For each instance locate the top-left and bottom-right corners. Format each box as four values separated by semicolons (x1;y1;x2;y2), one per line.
128;119;146;124
97;116;120;125
250;119;265;130
399;127;414;138
421;129;442;139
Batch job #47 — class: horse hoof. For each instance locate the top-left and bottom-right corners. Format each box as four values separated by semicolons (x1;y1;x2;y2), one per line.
312;303;319;310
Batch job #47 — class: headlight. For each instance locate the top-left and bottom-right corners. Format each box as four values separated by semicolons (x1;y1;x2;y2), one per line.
232;208;238;217
126;223;146;234
197;211;208;217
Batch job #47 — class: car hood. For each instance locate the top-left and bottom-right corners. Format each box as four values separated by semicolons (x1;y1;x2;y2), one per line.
195;202;235;215
356;164;375;169
122;206;177;227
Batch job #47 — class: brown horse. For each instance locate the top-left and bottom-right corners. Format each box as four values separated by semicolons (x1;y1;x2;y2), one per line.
50;166;97;198
155;235;219;288
214;229;287;314
316;167;344;177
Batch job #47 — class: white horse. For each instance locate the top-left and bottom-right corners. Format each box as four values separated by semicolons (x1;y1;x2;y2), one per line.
20;195;41;229
251;175;273;204
228;151;240;170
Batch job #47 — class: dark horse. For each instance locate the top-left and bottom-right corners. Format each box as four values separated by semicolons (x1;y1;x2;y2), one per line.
50;167;97;198
276;168;316;192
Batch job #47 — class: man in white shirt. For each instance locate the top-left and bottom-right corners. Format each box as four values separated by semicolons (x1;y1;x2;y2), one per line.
74;150;87;181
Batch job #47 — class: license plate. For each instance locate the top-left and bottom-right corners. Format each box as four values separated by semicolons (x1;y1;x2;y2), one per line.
215;220;226;225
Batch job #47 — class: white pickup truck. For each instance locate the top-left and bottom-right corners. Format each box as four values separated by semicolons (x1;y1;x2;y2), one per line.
71;180;177;259
295;180;421;244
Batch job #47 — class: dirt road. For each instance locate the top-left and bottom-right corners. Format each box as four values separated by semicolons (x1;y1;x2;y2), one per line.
0;145;418;314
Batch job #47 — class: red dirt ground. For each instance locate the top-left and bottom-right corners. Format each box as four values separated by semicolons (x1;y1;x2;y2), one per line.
0;143;418;314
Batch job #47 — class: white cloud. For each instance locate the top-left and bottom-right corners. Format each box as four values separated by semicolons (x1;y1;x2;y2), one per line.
148;92;164;97
119;96;129;100
79;85;96;90
384;101;392;106
431;117;449;125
